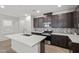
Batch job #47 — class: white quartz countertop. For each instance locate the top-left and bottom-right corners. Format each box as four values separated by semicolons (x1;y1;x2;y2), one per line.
6;34;46;47
51;33;79;43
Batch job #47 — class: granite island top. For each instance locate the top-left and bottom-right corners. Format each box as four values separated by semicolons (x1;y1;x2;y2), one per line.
51;33;79;43
6;33;46;47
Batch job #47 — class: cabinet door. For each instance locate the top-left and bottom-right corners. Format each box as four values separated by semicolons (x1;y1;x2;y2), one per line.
66;12;74;28
57;12;74;28
47;16;52;27
74;11;77;28
74;6;79;28
43;16;48;22
76;11;79;28
38;17;44;28
43;16;52;22
43;16;52;28
51;15;59;28
47;16;52;22
58;14;68;28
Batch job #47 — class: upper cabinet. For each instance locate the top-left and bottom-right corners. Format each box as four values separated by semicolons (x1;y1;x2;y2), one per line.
74;6;79;28
44;15;52;27
33;12;74;28
38;17;44;28
51;15;59;28
51;12;74;28
34;17;44;28
57;12;74;28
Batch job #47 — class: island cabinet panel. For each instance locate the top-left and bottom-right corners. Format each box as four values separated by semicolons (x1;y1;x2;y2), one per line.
72;43;79;53
40;39;45;53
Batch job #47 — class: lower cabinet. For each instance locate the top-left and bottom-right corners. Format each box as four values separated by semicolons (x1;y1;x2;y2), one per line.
51;35;71;49
72;43;79;53
44;35;79;53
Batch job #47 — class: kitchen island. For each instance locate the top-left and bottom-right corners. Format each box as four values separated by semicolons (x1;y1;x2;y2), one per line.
6;33;46;53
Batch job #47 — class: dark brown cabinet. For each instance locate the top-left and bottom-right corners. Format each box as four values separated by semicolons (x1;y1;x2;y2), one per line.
46;16;52;22
58;12;74;28
74;11;77;28
43;17;48;22
51;35;71;49
51;15;59;28
58;14;67;28
33;12;74;28
51;12;74;28
34;16;52;28
74;6;79;28
44;15;52;27
43;16;52;23
38;17;44;28
34;17;44;28
67;12;74;28
72;43;79;53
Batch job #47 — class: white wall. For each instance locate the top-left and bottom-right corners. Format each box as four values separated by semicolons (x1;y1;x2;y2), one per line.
0;14;33;35
0;14;19;35
25;16;32;34
19;15;32;34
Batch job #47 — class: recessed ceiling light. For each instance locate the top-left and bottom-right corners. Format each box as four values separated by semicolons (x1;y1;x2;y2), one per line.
36;10;40;13
0;5;5;8
57;5;62;7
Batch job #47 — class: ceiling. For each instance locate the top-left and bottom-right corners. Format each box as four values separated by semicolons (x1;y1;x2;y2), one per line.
0;5;77;17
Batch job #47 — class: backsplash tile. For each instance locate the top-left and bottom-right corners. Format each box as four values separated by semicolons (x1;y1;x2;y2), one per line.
33;28;77;34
